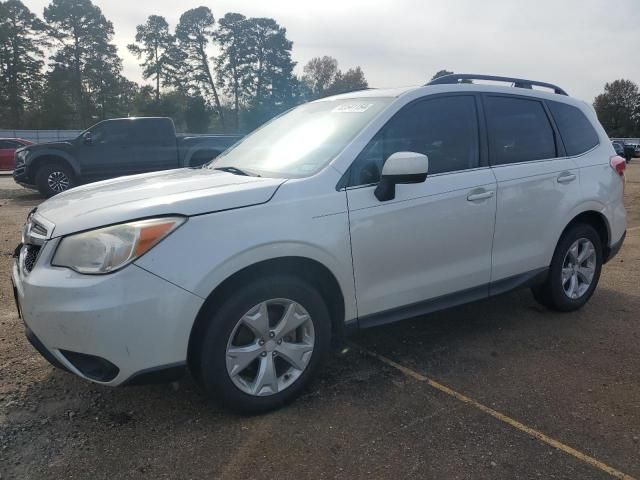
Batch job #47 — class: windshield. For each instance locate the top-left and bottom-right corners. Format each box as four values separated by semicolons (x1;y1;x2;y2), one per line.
210;97;392;178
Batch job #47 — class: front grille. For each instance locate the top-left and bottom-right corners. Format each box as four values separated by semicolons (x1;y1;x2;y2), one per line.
23;245;41;273
13;156;25;176
19;211;51;275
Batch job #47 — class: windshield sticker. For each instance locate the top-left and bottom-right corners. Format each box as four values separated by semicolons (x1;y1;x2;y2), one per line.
332;103;374;113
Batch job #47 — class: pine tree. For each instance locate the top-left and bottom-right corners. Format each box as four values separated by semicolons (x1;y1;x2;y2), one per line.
44;0;122;127
0;0;48;128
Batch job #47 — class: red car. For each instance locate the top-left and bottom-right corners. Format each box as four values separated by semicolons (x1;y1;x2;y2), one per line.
0;138;32;171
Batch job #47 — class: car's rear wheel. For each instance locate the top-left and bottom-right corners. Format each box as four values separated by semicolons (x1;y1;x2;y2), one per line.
35;162;75;197
532;224;602;311
198;275;331;413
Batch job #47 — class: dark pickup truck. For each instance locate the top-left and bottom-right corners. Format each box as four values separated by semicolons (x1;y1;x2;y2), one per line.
13;117;241;197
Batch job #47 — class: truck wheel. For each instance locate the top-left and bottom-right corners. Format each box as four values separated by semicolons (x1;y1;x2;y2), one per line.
197;275;331;413
35;163;75;197
532;224;602;312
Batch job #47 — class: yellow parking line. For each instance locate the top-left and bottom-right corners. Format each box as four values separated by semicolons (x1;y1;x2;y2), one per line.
357;345;636;480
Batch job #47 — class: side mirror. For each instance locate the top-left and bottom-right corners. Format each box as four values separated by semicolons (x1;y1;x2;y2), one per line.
82;132;92;145
374;151;429;201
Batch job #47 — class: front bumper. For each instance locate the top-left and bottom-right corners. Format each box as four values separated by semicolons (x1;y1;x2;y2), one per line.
12;242;204;386
12;158;32;185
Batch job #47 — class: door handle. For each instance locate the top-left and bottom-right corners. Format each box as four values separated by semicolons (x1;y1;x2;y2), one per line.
557;173;576;184
467;190;495;202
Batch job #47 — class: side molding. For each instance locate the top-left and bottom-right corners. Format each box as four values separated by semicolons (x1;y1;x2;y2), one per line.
358;284;488;329
488;267;548;297
357;267;549;330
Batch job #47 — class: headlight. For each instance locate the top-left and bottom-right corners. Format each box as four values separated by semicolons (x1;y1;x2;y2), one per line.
52;217;185;274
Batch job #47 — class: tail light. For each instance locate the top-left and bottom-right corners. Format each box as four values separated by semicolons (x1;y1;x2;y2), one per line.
610;155;626;195
610;155;626;177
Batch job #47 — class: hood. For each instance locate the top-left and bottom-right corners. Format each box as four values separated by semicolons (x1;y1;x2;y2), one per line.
22;141;73;153
35;168;285;237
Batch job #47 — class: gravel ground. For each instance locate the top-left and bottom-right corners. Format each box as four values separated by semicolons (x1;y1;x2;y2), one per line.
0;164;639;479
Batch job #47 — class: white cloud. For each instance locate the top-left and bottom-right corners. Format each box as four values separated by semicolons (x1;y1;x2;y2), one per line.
22;0;640;102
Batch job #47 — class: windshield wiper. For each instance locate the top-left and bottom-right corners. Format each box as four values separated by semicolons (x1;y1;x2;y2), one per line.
214;166;258;177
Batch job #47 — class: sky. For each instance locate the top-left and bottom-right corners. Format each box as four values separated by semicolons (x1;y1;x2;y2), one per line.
22;0;640;102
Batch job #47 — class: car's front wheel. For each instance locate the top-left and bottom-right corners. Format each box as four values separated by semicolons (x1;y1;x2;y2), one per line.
35;162;75;197
198;275;331;413
532;223;602;311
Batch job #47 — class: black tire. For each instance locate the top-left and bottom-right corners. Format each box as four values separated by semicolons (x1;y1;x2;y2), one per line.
198;275;331;413
532;223;603;312
35;162;75;197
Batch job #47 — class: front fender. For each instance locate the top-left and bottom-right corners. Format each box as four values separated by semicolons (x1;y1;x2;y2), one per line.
195;240;349;297
135;197;357;324
30;149;81;175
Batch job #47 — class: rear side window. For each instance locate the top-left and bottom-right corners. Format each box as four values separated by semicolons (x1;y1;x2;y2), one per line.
136;120;174;145
547;101;599;156
485;96;556;165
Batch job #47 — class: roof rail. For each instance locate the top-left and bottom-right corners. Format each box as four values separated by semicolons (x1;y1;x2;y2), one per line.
426;74;568;96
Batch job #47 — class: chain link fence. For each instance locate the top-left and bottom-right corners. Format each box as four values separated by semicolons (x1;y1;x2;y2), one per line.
0;129;83;144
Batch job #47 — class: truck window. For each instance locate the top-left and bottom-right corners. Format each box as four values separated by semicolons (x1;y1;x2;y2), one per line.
135;120;174;146
91;122;131;145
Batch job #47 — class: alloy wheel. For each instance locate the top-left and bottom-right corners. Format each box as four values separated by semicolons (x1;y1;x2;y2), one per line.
225;298;315;396
561;238;596;299
47;171;70;193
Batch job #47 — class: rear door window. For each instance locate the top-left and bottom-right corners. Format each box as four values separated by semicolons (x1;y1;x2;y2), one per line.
547;101;599;156
135;120;174;146
485;96;556;165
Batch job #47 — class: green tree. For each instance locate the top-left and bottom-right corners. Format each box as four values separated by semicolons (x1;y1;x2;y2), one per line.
44;0;122;127
129;87;190;132
431;69;453;81
0;0;48;128
175;6;225;129
326;66;368;96
128;15;180;103
245;18;295;105
594;79;640;138
302;56;338;99
38;66;75;127
241;17;297;129
430;69;471;84
85;44;131;120
302;56;368;100
130;84;156;116
184;94;211;133
213;12;252;130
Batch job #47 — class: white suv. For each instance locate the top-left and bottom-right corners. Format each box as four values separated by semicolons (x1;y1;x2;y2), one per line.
12;74;627;412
